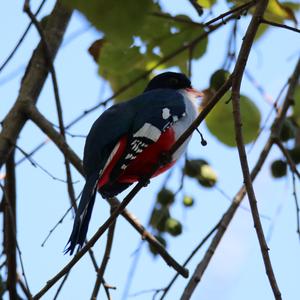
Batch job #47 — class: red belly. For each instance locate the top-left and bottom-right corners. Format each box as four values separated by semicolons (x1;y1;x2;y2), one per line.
98;127;176;188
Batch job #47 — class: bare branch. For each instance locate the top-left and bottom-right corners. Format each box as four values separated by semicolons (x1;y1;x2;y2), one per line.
261;18;300;34
273;139;300;179
91;207;117;300
24;0;78;210
0;0;47;73
188;0;203;16
24;103;83;175
0;2;72;169
3;151;18;300
159;222;219;299
230;0;281;297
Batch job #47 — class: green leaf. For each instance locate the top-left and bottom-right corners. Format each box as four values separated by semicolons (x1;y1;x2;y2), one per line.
265;0;297;23
101;69;149;103
205;91;261;147
210;69;231;90
63;0;153;46
158;15;208;72
98;43;144;74
227;0;298;23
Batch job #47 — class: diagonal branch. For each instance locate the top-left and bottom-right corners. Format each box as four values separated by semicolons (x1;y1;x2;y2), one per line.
0;0;47;73
0;1;72;169
261;18;300;34
91;207;117;300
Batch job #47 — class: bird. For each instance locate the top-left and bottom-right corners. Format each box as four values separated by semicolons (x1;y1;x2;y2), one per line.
65;72;203;254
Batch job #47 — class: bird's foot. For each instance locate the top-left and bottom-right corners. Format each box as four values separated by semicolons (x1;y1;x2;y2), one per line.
159;151;172;166
142;178;151;187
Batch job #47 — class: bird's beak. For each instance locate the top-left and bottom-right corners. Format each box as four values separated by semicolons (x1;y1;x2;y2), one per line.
185;87;204;98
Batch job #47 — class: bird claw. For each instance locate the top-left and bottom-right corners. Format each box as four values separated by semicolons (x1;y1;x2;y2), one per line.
143;178;150;187
159;152;172;165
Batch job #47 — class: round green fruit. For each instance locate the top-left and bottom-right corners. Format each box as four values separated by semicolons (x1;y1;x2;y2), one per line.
198;164;217;187
271;160;287;178
183;196;194;207
149;208;170;232
184;159;208;178
165;218;182;236
157;188;175;206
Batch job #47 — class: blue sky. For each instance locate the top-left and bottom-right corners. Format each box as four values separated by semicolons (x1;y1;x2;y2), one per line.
1;0;300;299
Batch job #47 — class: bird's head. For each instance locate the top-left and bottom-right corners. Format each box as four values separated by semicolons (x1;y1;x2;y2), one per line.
144;72;203;98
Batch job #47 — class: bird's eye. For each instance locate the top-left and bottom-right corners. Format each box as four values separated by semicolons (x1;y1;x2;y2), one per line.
169;77;179;86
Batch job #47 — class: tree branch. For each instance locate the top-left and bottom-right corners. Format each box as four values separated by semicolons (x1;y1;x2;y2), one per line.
91;207;117;300
0;0;47;73
0;1;72;169
261;18;300;34
230;0;282;297
3;151;18;300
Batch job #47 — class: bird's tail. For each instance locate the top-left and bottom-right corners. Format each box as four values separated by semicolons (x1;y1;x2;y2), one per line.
65;173;98;255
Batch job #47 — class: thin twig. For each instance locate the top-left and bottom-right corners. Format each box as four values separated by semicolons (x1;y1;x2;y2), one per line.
0;0;47;73
189;0;203;16
53;271;70;300
24;0;77;211
204;0;256;27
273;138;300;179
91;207;117;300
41;204;75;247
18;274;32;300
292;173;300;241
0;1;72;170
0;182;32;299
261;18;300;34
159;222;219;299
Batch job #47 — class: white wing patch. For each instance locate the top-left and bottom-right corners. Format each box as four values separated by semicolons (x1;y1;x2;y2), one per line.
162;108;171;120
133;123;161;142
